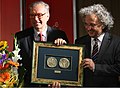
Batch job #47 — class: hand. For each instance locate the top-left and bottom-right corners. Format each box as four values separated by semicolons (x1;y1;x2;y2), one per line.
48;82;61;88
81;58;95;72
54;38;67;46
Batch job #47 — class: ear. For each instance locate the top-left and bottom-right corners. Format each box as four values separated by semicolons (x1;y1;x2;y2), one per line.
47;13;50;17
47;13;50;18
46;13;50;21
101;24;105;29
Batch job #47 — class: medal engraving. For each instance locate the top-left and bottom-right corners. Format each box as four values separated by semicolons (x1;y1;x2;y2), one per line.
47;57;57;68
59;58;70;68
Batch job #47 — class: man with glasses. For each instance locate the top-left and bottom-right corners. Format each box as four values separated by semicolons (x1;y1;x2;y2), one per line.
75;4;120;87
48;4;120;87
15;1;68;87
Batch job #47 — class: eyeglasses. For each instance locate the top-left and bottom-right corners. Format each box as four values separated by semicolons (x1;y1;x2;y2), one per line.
30;13;46;18
84;23;101;28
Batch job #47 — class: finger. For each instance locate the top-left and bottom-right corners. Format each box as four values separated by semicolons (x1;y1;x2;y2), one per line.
82;59;93;67
54;38;67;46
54;38;60;45
83;59;91;62
58;39;62;45
58;82;61;87
62;40;67;44
55;82;60;87
54;39;57;44
52;82;56;87
84;64;90;68
52;82;61;88
58;39;65;45
82;61;90;67
82;59;89;64
48;84;50;86
48;84;51;87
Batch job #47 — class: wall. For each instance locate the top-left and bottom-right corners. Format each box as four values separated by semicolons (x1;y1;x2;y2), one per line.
0;0;20;51
0;1;1;38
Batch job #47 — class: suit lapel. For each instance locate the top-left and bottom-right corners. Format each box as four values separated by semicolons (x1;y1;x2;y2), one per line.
27;35;34;50
47;26;53;41
27;29;34;54
98;32;111;59
84;35;91;58
87;36;91;57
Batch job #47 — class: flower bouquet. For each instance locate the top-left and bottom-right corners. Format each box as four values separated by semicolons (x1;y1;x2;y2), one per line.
0;38;23;88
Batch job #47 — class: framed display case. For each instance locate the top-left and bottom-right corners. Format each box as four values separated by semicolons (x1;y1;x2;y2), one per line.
31;41;84;86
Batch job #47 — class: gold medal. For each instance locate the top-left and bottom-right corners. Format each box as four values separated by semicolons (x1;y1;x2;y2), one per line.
47;57;57;68
59;58;70;68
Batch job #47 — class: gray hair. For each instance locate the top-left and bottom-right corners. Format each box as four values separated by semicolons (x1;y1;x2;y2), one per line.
79;4;114;30
29;1;50;13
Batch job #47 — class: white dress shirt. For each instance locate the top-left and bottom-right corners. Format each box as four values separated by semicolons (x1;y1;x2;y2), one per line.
34;28;47;41
91;33;105;56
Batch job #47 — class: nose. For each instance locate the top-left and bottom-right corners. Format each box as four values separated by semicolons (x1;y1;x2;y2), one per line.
85;25;92;30
34;16;40;21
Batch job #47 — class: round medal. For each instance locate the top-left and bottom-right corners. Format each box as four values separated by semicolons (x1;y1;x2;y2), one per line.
47;57;57;68
59;58;70;68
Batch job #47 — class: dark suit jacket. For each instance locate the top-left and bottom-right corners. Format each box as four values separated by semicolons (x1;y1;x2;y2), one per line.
15;26;69;87
75;32;120;87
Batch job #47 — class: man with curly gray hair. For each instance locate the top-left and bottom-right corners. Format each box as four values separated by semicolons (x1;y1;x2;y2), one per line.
75;4;120;87
79;4;114;31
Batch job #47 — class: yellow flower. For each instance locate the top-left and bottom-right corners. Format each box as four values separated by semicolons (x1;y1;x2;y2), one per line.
0;41;7;51
0;38;24;87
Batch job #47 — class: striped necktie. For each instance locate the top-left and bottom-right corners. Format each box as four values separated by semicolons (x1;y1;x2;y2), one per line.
91;38;98;60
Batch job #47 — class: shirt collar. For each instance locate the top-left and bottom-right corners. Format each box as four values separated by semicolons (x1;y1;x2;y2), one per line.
98;33;105;42
91;33;105;42
34;27;47;37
